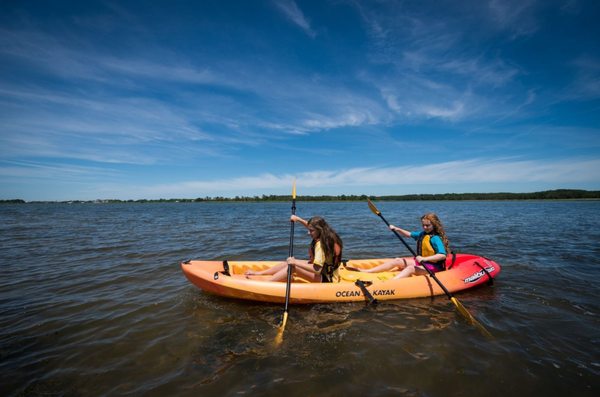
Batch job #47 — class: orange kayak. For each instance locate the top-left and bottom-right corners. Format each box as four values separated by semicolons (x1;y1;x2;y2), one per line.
181;253;501;304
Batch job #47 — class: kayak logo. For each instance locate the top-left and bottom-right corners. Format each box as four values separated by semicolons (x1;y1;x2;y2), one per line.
336;290;361;297
372;289;395;296
335;289;396;298
463;266;495;284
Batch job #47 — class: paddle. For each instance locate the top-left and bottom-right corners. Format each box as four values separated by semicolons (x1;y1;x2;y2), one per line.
275;180;296;345
367;199;492;337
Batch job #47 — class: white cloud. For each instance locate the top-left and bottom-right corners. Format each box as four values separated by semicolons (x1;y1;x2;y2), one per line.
352;3;526;123
418;102;465;120
378;79;472;121
100;58;216;84
273;0;316;38
302;111;378;130
0;87;216;164
0;160;119;180
0;27;223;87
0;22;389;148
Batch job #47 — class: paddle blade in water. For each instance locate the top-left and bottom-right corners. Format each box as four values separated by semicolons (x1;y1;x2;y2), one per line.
274;311;288;346
451;297;493;338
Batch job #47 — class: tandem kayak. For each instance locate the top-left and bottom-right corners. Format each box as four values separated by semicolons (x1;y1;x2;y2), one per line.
181;253;501;304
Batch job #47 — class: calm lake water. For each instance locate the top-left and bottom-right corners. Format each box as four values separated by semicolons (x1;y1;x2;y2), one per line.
1;201;599;396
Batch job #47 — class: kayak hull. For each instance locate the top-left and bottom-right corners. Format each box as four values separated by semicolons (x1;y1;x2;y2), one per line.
181;254;501;304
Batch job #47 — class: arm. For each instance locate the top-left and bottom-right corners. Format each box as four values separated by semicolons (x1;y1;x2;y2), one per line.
287;239;329;274
290;215;309;229
416;253;447;263
287;257;319;274
389;224;411;238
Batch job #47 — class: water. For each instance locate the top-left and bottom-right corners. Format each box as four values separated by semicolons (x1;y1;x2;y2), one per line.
1;201;599;396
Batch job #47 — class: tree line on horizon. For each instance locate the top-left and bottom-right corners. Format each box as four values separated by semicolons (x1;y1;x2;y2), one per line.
2;189;599;204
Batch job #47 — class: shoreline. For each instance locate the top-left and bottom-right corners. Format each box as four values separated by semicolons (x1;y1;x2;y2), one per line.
2;189;599;204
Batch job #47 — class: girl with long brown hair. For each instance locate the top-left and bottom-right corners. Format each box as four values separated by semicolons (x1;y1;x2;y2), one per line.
245;215;343;282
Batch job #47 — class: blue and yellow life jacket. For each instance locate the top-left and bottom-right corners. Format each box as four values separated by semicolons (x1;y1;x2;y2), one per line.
416;233;446;269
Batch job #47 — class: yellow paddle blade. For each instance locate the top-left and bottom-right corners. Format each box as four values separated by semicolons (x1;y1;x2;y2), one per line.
367;199;381;215
292;179;296;199
274;311;288;346
451;297;493;338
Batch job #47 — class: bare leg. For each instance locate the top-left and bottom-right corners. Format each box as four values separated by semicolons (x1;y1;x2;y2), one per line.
364;258;408;273
393;265;416;279
393;260;427;279
245;261;287;278
266;265;321;282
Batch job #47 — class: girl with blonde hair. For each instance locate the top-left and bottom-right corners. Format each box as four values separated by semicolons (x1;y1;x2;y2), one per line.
362;212;450;280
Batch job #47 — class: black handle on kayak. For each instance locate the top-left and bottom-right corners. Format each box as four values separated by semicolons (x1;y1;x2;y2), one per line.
355;280;378;305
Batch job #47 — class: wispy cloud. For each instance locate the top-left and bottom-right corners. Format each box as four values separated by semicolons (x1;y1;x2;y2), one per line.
0;22;389;148
273;0;316;38
487;0;539;38
352;1;527;122
568;55;600;99
100;58;217;84
378;78;473;121
0;160;119;180
0;85;218;164
0;27;222;87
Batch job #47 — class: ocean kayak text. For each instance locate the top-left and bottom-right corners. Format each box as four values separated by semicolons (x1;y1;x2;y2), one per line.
335;289;395;298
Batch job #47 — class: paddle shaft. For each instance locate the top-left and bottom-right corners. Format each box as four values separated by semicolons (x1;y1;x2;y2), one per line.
282;198;296;314
375;212;454;300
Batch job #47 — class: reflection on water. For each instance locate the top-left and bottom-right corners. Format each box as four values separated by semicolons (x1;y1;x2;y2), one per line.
0;201;599;396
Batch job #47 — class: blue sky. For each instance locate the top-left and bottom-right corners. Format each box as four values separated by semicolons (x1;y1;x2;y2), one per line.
1;0;599;201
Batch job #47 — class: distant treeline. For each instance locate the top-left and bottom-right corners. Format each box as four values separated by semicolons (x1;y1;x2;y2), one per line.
2;189;599;204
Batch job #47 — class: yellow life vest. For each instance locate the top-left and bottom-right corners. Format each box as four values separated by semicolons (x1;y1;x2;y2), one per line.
419;234;437;257
311;240;341;283
417;233;446;269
